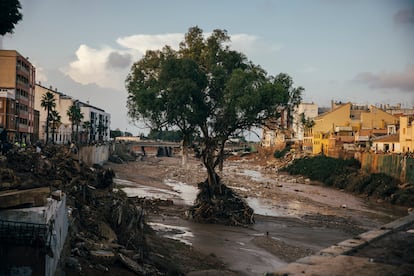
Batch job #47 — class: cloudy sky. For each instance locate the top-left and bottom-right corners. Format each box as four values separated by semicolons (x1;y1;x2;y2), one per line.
3;0;414;136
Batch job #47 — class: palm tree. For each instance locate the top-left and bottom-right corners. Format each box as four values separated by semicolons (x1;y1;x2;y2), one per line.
67;103;84;143
40;92;56;144
82;121;91;144
50;110;61;144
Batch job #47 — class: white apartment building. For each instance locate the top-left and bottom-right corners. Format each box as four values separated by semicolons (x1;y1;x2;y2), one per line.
292;102;319;140
79;102;111;143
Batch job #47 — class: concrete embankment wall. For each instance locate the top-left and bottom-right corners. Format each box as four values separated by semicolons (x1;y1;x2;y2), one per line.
355;152;414;183
78;144;111;165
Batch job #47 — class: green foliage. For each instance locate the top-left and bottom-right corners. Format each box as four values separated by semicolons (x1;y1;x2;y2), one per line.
273;146;290;159
110;129;123;138
67;103;84;143
285;156;413;207
391;185;414;207
126;26;303;188
285;156;360;182
40;92;56;144
0;0;22;36
147;129;183;142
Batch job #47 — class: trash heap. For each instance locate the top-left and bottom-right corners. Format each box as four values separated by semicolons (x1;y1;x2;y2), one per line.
0;145;175;275
187;174;255;226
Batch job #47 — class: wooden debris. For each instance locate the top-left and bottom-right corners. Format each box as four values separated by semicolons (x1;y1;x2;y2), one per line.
0;187;50;209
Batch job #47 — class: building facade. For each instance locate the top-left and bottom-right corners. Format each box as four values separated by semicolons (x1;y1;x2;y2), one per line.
0;50;36;143
34;83;111;144
79;102;111;143
311;102;399;155
400;116;414;153
34;84;74;144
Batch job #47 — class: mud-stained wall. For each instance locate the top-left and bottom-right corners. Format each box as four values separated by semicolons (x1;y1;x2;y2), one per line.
78;144;110;165
356;152;414;183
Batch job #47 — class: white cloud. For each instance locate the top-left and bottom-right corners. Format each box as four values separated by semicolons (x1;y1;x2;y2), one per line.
62;32;279;90
116;33;183;52
62;44;131;90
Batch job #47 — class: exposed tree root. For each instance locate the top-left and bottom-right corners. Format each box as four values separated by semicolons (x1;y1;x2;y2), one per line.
186;175;255;226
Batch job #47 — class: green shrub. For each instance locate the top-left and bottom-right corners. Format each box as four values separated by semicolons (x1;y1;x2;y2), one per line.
284;156;412;207
391;186;414;207
284;156;360;183
274;146;290;158
345;173;370;193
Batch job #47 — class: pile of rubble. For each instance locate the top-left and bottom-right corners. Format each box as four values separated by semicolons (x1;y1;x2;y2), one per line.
0;145;180;275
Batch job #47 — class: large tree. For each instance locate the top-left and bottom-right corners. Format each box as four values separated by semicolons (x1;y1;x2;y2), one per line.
126;26;303;225
40;91;56;144
0;0;23;36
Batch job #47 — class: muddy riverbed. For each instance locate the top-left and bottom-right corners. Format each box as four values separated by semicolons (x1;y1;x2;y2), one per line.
108;155;408;275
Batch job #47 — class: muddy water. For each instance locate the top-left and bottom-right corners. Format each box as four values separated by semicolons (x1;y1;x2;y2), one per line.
114;167;407;275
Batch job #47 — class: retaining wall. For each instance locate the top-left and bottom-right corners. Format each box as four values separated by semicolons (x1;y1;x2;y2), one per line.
78;144;110;166
355;152;414;183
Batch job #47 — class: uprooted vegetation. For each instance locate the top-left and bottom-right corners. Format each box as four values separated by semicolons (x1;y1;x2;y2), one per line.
187;174;254;226
283;155;414;207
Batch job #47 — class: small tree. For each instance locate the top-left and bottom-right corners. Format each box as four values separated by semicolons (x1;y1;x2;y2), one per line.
126;26;303;225
40;91;56;144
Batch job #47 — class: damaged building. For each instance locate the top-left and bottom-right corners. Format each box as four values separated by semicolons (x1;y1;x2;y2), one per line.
0;188;68;276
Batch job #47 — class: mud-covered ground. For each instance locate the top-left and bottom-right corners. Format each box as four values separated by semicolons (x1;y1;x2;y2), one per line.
107;154;409;275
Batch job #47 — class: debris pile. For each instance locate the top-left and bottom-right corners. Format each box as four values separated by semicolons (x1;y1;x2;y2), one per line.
0;145;176;275
187;174;254;226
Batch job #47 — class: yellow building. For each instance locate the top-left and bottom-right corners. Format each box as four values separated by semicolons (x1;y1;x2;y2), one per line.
0;50;36;143
360;106;399;129
311;103;351;154
400;116;414;153
310;102;398;155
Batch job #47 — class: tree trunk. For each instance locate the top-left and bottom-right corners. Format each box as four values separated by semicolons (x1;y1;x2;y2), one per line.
202;146;219;194
45;109;50;144
76;124;79;144
181;138;188;168
51;126;55;144
71;123;75;142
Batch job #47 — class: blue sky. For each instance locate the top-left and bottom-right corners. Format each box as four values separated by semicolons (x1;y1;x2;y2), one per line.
2;0;414;135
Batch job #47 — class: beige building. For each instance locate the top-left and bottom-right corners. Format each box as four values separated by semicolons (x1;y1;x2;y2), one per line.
34;84;74;144
372;134;400;153
0;50;36;143
35;83;111;144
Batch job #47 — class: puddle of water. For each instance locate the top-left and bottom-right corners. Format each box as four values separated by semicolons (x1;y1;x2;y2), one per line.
148;222;194;246
164;179;198;205
242;169;263;179
247;198;285;217
114;178;177;200
114;177;198;206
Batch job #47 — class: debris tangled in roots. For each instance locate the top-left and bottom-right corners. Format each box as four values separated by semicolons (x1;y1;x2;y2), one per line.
187;174;255;226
